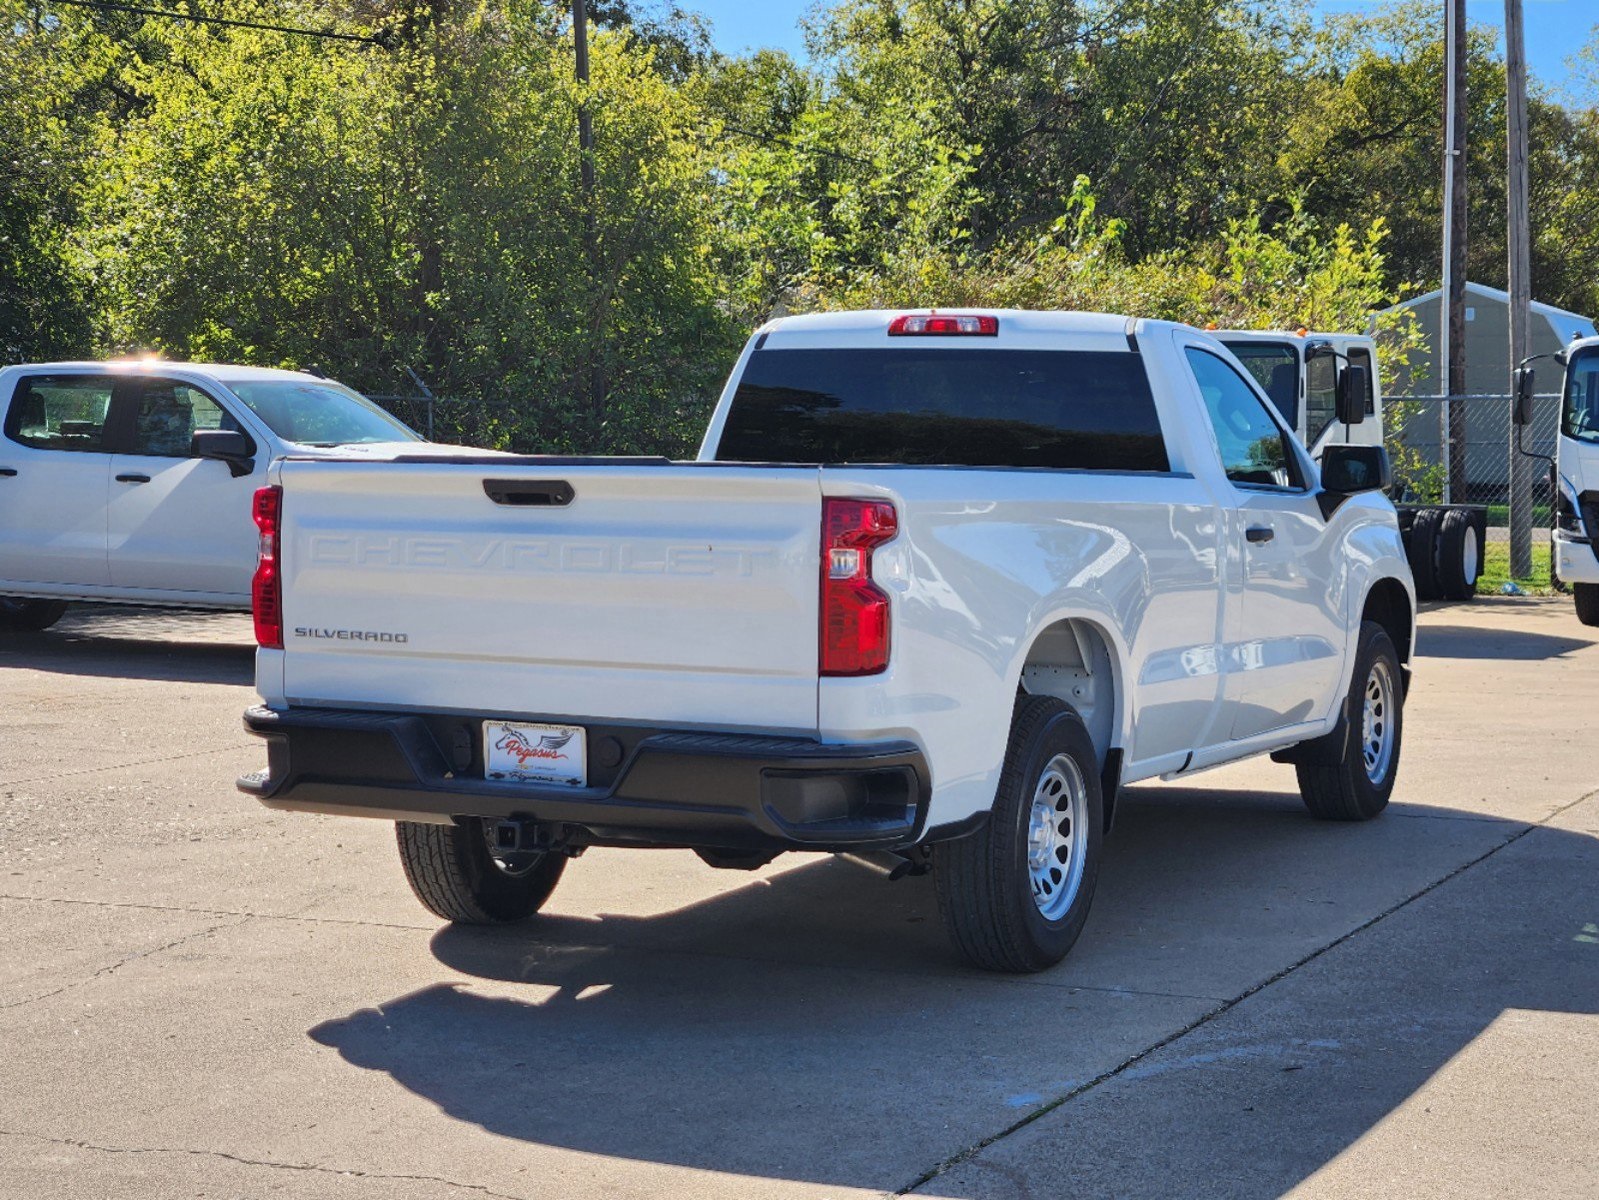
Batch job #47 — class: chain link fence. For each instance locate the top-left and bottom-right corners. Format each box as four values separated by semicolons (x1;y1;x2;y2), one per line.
1384;392;1558;528
366;393;513;450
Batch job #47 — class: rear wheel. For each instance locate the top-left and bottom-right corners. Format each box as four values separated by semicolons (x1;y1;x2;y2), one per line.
396;818;566;924
1575;583;1599;628
1405;508;1442;601
1437;509;1482;601
0;598;67;632
1297;621;1402;821
934;695;1103;973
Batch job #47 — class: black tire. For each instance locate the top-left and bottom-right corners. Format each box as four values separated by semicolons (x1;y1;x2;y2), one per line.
396;818;566;924
1297;621;1403;822
934;695;1103;973
1575;583;1599;627
0;598;67;632
1436;509;1481;601
1405;508;1443;601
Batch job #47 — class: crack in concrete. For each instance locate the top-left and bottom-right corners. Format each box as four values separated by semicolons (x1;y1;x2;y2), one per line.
0;1128;526;1199
893;790;1599;1196
0;744;245;789
0;915;253;1012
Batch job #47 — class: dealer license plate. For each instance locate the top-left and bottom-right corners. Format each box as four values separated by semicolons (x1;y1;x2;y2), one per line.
483;720;587;787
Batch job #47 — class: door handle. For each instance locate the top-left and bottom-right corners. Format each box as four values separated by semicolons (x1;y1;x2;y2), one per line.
115;473;151;484
1245;526;1275;543
0;468;16;477
483;479;574;507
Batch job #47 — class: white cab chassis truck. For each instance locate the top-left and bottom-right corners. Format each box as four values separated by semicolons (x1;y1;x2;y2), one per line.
1218;330;1487;602
239;311;1416;972
0;361;449;631
1543;336;1599;625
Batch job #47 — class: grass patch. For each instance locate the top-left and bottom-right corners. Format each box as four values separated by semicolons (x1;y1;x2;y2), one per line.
1484;503;1551;528
1476;540;1554;595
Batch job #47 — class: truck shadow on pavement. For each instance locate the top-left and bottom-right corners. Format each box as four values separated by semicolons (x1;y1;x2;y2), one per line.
1416;622;1594;661
307;787;1599;1197
0;606;254;685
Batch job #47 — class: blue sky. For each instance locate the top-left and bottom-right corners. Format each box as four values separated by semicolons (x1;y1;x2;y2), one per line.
687;1;1594;96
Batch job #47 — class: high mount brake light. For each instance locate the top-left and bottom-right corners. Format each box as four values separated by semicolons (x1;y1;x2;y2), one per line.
252;485;283;649
820;498;897;676
887;314;999;337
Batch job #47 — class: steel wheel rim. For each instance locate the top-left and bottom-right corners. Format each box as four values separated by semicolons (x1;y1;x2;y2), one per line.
1026;753;1088;922
1462;531;1480;585
1361;659;1396;785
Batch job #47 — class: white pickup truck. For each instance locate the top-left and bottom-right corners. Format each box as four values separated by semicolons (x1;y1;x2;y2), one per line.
239;310;1416;972
0;360;438;630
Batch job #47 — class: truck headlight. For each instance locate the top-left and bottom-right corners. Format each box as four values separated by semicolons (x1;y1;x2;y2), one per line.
1556;479;1587;539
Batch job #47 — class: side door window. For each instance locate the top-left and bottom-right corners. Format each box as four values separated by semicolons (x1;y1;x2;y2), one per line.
1305;353;1339;445
1185;348;1304;491
4;375;115;452
1347;347;1377;415
125;378;245;458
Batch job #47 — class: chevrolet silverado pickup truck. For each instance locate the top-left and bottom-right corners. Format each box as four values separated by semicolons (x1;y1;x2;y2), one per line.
239;310;1416;972
0;360;458;630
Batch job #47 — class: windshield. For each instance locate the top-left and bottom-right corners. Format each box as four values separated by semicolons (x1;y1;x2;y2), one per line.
1563;350;1599;445
226;379;421;446
1218;340;1299;427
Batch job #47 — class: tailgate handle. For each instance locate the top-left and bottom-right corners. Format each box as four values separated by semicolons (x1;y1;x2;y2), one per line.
483;479;574;507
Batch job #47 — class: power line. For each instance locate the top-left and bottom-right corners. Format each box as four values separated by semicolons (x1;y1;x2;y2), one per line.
44;0;390;47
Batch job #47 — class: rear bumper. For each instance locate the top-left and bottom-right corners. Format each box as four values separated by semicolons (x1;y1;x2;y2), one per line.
238;705;931;852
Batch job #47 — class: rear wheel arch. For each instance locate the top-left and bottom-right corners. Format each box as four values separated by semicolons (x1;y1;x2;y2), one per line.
1014;615;1123;772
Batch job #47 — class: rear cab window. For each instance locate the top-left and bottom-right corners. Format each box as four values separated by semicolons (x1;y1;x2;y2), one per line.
713;347;1170;472
4;375;115;453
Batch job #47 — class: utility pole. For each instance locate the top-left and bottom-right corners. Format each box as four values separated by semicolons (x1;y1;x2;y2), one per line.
1441;0;1468;503
571;0;604;424
1505;0;1533;578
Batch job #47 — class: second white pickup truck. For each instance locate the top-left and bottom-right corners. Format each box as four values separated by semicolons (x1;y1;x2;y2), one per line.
0;360;465;630
239;311;1416;972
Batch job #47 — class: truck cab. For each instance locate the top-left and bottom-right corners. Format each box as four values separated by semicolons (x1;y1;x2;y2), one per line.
1216;330;1384;460
1550;336;1599;624
1219;329;1485;603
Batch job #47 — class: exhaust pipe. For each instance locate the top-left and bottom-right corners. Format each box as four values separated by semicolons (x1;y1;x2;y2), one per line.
838;850;926;882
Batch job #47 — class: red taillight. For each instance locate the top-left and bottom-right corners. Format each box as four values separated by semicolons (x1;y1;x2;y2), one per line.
821;498;897;676
887;313;998;337
252;485;283;649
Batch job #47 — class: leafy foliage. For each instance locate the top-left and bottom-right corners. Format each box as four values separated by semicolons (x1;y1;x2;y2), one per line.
3;0;1598;456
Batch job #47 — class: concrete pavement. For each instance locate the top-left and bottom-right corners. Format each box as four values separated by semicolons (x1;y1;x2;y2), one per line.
0;599;1595;1198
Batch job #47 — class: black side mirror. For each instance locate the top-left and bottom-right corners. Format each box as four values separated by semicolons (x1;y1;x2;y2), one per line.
1318;444;1391;519
1513;366;1536;426
191;428;255;478
1336;364;1368;427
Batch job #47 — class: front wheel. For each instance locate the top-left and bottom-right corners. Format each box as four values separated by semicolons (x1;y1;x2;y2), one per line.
0;597;67;631
396;818;566;924
934;695;1103;973
1575;583;1599;628
1296;621;1403;821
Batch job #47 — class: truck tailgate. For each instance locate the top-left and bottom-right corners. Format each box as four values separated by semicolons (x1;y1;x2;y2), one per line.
273;460;822;731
